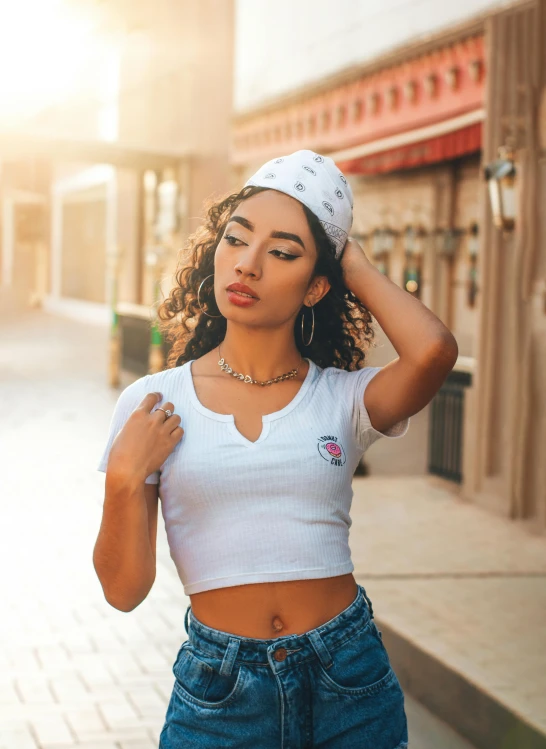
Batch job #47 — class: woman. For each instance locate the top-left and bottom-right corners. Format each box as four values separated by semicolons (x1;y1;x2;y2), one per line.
94;150;458;748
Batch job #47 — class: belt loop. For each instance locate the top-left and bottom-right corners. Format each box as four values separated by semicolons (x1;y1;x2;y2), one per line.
219;638;241;677
307;629;333;670
359;585;375;620
184;604;191;635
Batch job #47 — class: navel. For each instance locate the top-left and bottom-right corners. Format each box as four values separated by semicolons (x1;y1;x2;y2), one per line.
271;615;284;632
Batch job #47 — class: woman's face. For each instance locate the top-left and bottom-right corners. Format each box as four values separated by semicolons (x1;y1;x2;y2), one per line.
214;189;330;327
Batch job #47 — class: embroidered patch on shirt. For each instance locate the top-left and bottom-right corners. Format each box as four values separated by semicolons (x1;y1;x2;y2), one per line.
317;435;346;466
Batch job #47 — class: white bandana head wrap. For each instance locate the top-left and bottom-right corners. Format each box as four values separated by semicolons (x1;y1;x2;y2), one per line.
244;149;353;260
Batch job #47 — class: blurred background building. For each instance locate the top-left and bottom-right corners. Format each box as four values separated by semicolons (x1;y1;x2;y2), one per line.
0;0;234;317
1;0;544;533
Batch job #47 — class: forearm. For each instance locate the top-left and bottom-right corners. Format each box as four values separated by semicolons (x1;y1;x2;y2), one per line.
93;473;155;612
344;254;458;363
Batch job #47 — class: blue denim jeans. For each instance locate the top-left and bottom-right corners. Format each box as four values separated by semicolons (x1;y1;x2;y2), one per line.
159;584;409;748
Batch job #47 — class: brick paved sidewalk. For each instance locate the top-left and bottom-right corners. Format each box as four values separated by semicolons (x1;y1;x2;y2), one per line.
1;308;184;748
1;307;543;748
350;475;546;744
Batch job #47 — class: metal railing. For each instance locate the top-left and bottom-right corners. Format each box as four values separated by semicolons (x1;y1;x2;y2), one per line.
116;302;171;377
428;359;473;483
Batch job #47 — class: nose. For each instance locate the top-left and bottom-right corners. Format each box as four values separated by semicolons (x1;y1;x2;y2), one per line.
233;243;262;280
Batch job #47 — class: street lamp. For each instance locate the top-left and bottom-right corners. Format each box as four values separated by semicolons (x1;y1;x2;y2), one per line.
403;225;425;298
467;223;479;260
435;227;463;257
372;226;397;277
483;145;517;232
403;225;425;256
372;226;397;256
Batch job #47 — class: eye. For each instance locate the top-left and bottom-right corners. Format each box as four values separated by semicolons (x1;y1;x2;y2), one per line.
224;234;243;246
270;249;298;261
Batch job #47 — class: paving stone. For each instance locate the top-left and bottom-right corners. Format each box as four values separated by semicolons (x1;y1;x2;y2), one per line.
0;681;22;706
48;675;90;704
97;696;142;730
63;706;107;737
0;725;39;749
30;714;74;747
14;676;56;706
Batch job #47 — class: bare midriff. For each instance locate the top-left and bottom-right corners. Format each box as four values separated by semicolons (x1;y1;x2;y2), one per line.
188;573;359;638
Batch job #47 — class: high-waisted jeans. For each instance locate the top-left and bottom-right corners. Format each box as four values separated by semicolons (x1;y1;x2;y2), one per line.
159;583;409;748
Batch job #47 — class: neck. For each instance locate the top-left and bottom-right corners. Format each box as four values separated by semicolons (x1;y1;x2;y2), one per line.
218;324;304;381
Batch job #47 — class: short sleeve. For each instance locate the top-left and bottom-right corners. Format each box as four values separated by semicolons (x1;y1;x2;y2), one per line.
97;375;160;484
346;366;410;453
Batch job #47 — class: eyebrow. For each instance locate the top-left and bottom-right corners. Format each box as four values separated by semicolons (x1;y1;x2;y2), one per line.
227;215;306;251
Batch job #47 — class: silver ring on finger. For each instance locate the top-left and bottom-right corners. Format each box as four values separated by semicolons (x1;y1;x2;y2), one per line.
156;407;173;418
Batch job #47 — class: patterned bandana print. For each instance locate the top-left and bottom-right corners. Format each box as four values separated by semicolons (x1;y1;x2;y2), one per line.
244;149;353;260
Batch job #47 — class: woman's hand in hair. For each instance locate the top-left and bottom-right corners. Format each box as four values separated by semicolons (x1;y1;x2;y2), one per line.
339;236;372;286
106;393;184;484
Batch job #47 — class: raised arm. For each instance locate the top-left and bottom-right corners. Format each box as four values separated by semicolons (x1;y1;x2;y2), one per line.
340;237;459;434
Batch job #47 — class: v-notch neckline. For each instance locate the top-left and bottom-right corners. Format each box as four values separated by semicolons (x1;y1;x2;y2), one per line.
185;357;315;447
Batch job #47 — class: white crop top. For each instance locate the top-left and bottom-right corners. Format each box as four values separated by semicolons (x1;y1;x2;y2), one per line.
97;357;410;595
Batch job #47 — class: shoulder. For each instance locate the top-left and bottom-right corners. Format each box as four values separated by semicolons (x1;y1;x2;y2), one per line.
114;373;149;405
114;365;186;405
316;362;381;384
145;364;187;389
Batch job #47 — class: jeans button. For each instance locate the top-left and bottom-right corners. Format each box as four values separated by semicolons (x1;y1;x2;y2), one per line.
273;648;287;662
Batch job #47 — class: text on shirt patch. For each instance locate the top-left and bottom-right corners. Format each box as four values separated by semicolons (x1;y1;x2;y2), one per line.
317;435;346;466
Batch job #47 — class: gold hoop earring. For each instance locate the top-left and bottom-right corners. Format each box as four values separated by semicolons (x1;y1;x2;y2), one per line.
301;304;315;346
197;274;223;318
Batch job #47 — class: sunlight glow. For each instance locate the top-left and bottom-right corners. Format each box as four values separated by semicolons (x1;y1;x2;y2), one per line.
0;0;115;127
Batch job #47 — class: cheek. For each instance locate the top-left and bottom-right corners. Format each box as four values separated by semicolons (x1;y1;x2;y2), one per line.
266;265;311;299
214;247;235;280
214;244;227;268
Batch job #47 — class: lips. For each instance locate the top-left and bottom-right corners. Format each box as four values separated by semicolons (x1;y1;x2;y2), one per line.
226;283;259;299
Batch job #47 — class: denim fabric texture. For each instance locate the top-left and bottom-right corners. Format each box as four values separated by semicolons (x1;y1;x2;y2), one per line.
159;584;409;748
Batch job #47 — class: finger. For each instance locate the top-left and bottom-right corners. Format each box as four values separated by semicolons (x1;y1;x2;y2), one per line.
141;392;163;412
152;401;175;420
164;414;182;433
169;425;185;442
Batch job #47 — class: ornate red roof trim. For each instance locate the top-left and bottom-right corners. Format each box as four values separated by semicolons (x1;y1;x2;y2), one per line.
231;34;485;172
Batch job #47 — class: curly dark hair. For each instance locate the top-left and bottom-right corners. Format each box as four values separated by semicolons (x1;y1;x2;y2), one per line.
156;185;376;371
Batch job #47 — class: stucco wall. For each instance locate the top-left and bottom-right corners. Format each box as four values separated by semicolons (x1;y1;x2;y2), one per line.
234;0;514;111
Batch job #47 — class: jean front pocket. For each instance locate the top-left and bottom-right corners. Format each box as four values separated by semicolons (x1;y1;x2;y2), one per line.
315;620;396;697
172;641;247;709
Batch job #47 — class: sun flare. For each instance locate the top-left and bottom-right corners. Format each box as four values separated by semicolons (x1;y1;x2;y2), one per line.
0;0;110;125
